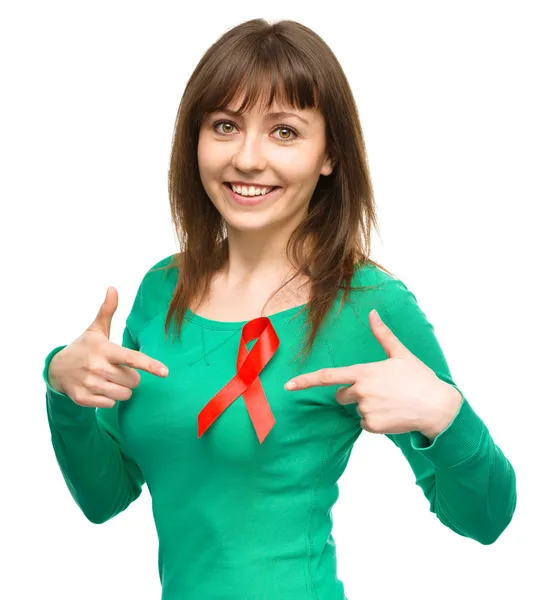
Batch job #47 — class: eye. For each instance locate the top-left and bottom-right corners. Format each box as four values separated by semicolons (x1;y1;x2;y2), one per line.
211;120;299;142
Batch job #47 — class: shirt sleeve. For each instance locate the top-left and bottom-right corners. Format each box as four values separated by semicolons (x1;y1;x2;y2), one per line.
44;321;146;525
374;278;517;544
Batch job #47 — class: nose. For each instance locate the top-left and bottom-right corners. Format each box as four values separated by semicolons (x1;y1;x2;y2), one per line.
231;133;268;173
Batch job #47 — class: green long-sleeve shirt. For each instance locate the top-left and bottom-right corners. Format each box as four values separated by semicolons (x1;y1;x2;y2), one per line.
43;254;516;600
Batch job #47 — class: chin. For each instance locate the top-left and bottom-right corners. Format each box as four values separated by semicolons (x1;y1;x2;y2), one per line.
224;215;276;232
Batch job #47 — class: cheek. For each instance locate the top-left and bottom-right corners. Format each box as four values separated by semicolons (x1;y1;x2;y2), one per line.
197;139;212;172
198;143;229;181
282;153;322;180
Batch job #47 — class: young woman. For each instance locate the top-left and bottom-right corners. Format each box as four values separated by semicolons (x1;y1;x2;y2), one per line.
43;18;516;600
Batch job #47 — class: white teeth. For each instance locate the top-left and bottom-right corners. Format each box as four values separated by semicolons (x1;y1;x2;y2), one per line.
230;184;275;197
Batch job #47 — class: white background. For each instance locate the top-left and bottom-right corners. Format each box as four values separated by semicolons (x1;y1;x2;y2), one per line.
1;1;536;598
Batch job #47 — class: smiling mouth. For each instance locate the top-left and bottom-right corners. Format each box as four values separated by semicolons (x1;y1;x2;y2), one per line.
223;182;283;205
224;182;281;193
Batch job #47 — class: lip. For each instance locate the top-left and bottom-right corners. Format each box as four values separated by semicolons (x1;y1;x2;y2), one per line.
223;182;282;206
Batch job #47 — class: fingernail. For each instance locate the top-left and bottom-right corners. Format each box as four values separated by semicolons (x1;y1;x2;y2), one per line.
285;381;297;390
159;367;169;377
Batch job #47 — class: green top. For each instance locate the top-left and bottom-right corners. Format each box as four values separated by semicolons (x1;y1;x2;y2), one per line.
43;254;516;600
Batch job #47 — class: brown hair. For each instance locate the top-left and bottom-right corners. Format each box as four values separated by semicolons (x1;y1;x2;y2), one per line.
153;18;395;366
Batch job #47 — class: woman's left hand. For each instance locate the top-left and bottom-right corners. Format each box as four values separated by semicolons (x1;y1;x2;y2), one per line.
284;309;463;439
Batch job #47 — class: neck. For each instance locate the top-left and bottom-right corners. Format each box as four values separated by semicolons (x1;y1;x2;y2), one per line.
222;228;296;285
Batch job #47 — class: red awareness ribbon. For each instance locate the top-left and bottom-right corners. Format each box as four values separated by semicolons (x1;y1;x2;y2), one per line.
198;317;280;444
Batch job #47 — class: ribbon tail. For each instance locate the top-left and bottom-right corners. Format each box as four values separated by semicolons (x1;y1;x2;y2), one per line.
243;377;276;444
198;376;245;438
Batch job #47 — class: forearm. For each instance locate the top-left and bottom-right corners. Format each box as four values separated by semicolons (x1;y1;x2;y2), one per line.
44;346;144;524
46;391;144;524
409;398;517;544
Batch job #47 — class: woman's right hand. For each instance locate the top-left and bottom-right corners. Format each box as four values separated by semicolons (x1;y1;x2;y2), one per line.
47;287;169;408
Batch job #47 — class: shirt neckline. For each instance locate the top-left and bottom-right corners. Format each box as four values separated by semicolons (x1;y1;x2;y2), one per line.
184;303;309;330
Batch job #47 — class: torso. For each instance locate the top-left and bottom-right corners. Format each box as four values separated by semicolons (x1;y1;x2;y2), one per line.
190;270;312;322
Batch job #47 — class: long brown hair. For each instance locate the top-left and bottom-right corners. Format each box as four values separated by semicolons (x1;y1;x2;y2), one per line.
153;18;395;366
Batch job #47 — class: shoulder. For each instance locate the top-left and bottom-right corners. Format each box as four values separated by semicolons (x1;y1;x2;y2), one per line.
145;252;180;281
348;261;420;316
322;262;432;365
136;252;180;297
346;262;440;357
322;262;419;340
351;261;406;293
126;253;180;335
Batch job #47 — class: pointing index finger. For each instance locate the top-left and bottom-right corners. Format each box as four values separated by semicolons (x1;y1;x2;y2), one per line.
111;345;169;377
284;366;358;390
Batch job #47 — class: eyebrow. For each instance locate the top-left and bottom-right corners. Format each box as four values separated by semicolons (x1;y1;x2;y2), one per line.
217;108;310;126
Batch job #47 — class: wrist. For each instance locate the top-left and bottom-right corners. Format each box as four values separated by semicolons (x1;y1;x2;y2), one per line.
48;353;66;395
419;383;463;440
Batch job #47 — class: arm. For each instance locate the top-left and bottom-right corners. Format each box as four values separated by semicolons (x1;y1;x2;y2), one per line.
379;279;516;545
44;324;145;525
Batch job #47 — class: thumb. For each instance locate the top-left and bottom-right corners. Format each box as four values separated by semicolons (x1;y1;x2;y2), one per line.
369;308;409;359
88;286;118;339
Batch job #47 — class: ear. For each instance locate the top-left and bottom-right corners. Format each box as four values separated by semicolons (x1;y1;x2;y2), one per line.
320;154;335;177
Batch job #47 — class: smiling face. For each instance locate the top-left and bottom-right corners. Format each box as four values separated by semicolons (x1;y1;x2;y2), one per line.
197;93;334;237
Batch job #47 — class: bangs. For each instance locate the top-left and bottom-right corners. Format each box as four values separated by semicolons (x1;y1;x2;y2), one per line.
196;38;321;120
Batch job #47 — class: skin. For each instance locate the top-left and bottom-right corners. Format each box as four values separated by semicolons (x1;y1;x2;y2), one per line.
197;94;334;289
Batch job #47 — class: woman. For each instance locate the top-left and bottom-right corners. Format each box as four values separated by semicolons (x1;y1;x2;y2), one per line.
43;18;516;600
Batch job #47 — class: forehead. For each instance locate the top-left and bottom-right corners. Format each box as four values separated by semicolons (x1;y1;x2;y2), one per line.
219;81;318;114
202;78;322;125
213;96;318;124
233;96;311;114
214;106;312;127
